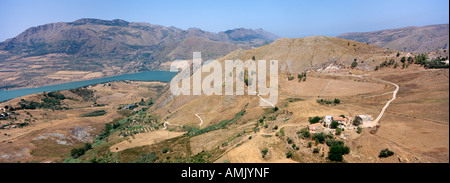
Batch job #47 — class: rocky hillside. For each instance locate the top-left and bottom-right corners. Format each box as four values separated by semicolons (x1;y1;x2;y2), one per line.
337;24;449;53
0;18;278;63
0;18;278;89
217;36;394;73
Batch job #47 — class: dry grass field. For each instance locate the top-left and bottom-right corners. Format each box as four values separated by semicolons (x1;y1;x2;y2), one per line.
0;81;166;162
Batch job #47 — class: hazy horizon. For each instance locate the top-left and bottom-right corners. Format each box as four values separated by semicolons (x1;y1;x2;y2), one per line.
1;0;449;42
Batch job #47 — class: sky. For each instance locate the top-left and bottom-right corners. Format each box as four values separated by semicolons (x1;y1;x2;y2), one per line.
0;0;449;41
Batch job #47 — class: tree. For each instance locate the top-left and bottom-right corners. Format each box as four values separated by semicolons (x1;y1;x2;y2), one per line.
262;148;269;158
313;132;326;144
357;126;363;134
353;116;363;126
299;128;311;139
351;61;358;68
335;128;342;135
286;151;293;158
287;137;293;144
313;148;320;154
333;98;341;104
309;116;322;124
273;106;279;112
330;121;339;129
328;144;350;162
401;56;406;63
396;52;400;57
379;148;394;158
407;56;413;64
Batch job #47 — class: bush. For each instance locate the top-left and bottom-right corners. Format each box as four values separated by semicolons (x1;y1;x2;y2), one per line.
351;61;358;68
135;152;159;163
80;110;107;117
313;132;326;144
287;137;293;144
379;148;394;158
273;106;279;112
299;128;310;139
262;148;269;158
308;116;322;124
326;139;344;147
328;144;350;162
357;127;363;134
286;151;293;159
335;128;342;135
70;143;92;158
313;148;320;154
330;121;339;129
162;148;169;154
333;98;341;104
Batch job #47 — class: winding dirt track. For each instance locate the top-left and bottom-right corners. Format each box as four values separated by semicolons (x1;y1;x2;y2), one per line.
163;113;204;129
362;78;399;128
257;92;275;107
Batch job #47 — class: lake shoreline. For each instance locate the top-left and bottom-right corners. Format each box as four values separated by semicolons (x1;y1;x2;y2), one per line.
0;70;177;103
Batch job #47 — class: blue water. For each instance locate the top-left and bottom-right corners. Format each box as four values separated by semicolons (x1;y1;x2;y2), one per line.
0;70;177;102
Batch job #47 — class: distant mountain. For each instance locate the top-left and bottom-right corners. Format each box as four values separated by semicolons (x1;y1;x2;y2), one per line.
337;24;449;53
0;18;278;89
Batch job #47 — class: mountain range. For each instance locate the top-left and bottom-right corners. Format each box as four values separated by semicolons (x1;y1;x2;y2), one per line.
337;24;449;53
0;18;278;89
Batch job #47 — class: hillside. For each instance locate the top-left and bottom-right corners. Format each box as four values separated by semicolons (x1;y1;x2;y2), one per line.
337;24;449;53
0;18;278;90
1;36;447;163
218;36;395;73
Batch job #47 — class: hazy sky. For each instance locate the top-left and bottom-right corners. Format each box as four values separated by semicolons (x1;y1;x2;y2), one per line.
0;0;449;41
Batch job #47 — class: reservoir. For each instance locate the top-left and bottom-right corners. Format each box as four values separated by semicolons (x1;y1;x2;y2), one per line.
0;70;177;103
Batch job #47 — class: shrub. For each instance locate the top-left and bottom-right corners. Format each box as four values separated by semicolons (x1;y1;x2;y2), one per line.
299;128;311;139
70;143;92;158
351;61;358;68
335;128;342;135
273;106;279;112
286;151;293;159
308;116;322;124
287;137;293;144
313;148;320;154
328;144;350;162
162;148;169;154
333;98;340;104
80;110;107;117
135;152;159;163
313;132;326;144
262;148;269;158
330;121;339;129
357;127;363;134
379;148;394;158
